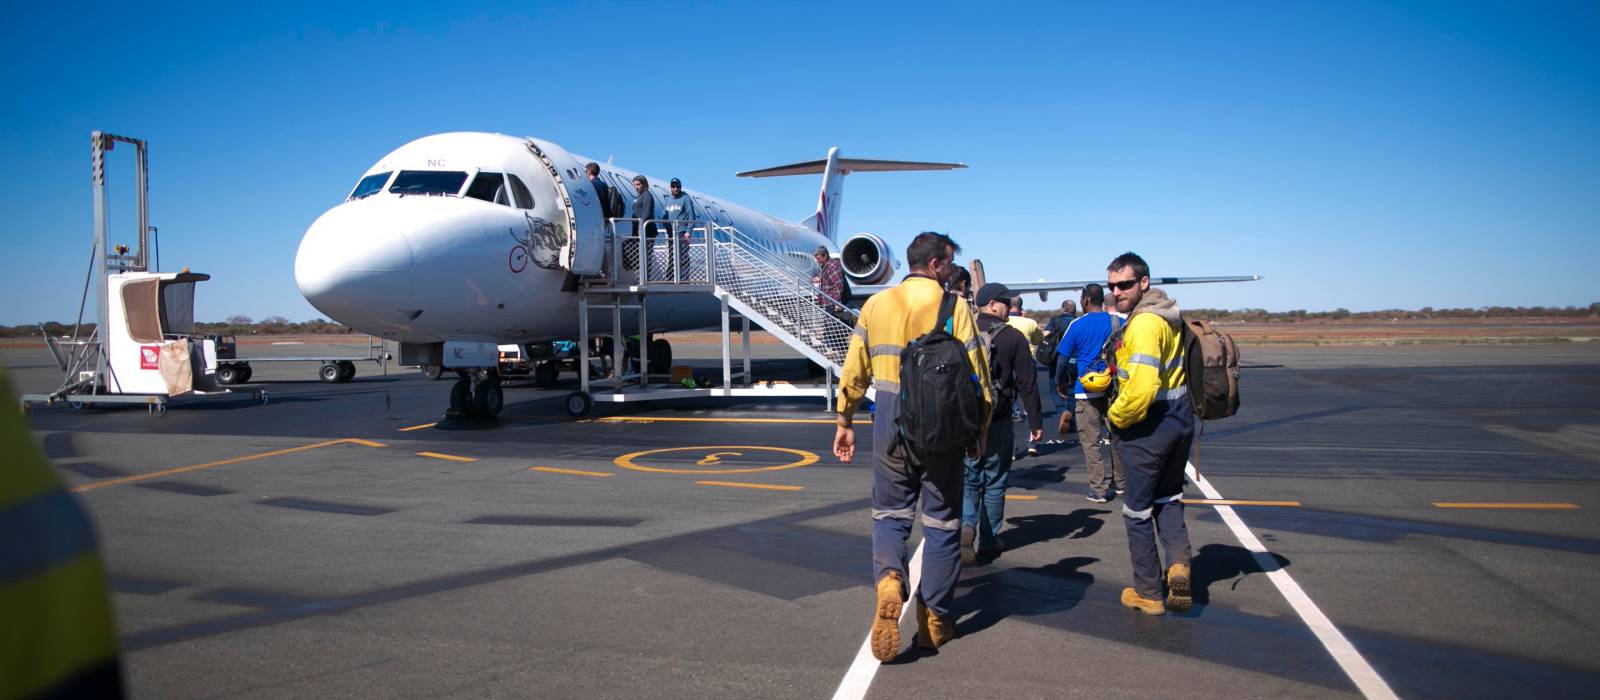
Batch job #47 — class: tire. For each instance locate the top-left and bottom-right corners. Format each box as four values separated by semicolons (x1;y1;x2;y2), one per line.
449;377;472;416
238;364;253;383
565;391;593;417
337;361;357;382
649;338;672;375
422;365;443;380
216;364;240;385
320;363;341;383
473;381;504;418
532;361;557;388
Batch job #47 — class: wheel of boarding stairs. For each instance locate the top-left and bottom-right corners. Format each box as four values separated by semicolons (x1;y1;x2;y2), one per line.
449;376;472;417
565;391;593;417
337;361;357;382
216;364;241;385
649;339;672;375
238;363;253;383
319;363;342;383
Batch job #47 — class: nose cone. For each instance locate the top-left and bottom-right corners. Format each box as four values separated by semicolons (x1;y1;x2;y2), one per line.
296;202;418;331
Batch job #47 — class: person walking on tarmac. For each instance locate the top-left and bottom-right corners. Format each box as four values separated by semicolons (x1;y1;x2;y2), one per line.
1102;252;1194;615
1061;284;1126;502
961;283;1043;565
833;231;992;662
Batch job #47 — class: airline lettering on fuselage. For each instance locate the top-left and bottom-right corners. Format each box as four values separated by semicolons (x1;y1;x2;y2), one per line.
428;159;447;167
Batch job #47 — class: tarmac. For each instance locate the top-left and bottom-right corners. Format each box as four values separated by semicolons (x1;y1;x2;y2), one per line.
8;339;1600;698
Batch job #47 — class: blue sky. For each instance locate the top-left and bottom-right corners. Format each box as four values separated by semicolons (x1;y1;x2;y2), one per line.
2;1;1596;324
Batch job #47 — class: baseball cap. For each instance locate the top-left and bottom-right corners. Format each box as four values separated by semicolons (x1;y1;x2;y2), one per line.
670;178;682;188
975;282;1014;307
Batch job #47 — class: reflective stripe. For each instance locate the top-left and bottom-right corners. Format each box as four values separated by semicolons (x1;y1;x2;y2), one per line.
1123;504;1153;520
0;489;97;584
853;325;868;341
920;513;960;531
873;507;915;521
868;344;902;359
962;336;981;352
1127;353;1162;368
1155;385;1188;402
873;379;900;395
1116;369;1129;381
1155;493;1183;504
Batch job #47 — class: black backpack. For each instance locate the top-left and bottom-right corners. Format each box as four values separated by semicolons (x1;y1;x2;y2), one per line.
895;293;986;462
1035;314;1067;369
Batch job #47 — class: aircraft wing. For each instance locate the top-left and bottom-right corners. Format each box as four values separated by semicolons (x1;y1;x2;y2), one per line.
850;275;1260;300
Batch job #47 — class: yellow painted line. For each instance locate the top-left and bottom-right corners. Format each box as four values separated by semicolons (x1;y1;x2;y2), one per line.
597;416;847;425
697;480;804;491
398;422;437;432
1433;502;1579;510
1005;494;1039;501
615;445;818;475
416;451;477;463
1189;499;1302;507
530;466;613;478
69;438;385;493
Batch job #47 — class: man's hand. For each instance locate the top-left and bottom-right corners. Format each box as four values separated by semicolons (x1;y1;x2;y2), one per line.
1029;428;1043;443
833;425;856;463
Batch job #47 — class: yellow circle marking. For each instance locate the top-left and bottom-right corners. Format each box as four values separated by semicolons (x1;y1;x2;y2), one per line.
615;445;818;475
696;451;743;465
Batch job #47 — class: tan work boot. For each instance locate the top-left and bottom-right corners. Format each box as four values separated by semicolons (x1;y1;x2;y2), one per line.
871;572;905;662
914;596;955;650
1166;563;1192;613
1121;587;1166;615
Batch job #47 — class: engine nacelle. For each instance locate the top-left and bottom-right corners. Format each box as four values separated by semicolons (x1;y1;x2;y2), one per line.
840;233;899;286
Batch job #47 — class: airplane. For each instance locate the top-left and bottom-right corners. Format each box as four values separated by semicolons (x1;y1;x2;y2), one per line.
295;132;1257;417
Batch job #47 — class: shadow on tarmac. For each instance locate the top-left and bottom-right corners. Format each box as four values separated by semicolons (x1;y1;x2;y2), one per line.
1189;542;1291;611
952;556;1100;641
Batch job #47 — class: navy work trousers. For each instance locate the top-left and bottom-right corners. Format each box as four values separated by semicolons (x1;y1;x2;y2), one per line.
870;391;966;619
1112;394;1195;599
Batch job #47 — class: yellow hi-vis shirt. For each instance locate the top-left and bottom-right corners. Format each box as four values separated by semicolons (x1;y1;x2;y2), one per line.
837;275;993;418
0;367;123;699
1108;299;1189;429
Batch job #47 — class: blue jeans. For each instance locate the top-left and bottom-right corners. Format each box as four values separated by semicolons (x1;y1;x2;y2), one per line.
870;391;966;618
962;418;1015;552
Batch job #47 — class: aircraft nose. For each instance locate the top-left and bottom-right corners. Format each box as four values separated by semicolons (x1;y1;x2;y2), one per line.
295;203;417;325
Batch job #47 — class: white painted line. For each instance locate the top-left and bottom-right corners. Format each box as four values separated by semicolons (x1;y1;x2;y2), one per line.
1187;462;1398;700
831;540;924;700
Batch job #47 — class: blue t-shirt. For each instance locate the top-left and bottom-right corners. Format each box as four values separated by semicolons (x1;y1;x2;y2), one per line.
1058;311;1118;398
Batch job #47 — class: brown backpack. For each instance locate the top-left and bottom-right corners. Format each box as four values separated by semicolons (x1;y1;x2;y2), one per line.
1180;318;1240;420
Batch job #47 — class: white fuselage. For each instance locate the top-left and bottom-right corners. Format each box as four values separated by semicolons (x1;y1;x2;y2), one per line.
295;132;832;344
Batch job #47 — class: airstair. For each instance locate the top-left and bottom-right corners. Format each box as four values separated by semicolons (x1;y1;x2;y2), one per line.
565;219;860;416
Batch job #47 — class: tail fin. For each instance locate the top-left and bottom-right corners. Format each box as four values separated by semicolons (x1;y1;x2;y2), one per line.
737;150;966;243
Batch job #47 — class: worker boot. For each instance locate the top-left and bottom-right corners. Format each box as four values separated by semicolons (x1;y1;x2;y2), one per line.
914;596;955;650
1120;587;1166;616
871;572;904;662
1166;563;1192;613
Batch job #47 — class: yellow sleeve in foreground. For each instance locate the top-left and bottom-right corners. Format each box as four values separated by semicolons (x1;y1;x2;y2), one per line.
951;298;993;418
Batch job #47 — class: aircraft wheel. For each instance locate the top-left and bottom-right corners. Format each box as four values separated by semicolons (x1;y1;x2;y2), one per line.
320;363;342;383
565;391;592;417
449;376;473;417
473;381;504;418
152;402;167;417
532;361;557;388
649;338;672;375
422;365;443;380
337;361;357;382
216;364;241;385
238;364;254;383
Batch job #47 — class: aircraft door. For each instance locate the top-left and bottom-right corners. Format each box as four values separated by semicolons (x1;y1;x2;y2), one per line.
524;140;603;276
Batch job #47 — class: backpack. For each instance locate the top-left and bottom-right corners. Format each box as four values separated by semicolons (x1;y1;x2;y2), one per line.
895;293;986;462
1034;315;1064;369
606;187;625;222
979;320;1017;422
1180;318;1240;420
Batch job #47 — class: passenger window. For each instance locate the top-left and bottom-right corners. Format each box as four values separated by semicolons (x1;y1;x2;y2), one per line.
507;175;535;209
390;171;468;196
464;172;510;205
349;171;391;200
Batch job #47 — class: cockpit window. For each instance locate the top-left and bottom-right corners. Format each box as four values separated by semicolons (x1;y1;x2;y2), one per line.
507;174;535;209
389;170;468;197
464;172;509;205
349;171;391;200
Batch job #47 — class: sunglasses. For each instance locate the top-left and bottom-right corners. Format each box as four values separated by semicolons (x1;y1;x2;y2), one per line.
1106;279;1142;292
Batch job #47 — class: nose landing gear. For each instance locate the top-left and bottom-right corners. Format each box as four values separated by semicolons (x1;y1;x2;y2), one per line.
446;368;504;420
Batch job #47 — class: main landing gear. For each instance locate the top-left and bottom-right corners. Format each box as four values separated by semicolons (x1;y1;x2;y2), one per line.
446;368;504;420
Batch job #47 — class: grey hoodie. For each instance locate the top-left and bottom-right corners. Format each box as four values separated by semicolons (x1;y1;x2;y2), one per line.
1131;288;1182;328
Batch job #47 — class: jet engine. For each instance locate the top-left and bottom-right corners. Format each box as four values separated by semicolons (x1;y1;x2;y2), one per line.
840;233;899;286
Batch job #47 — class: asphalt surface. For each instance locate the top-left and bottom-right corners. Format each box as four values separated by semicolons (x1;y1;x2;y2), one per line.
9;340;1600;698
